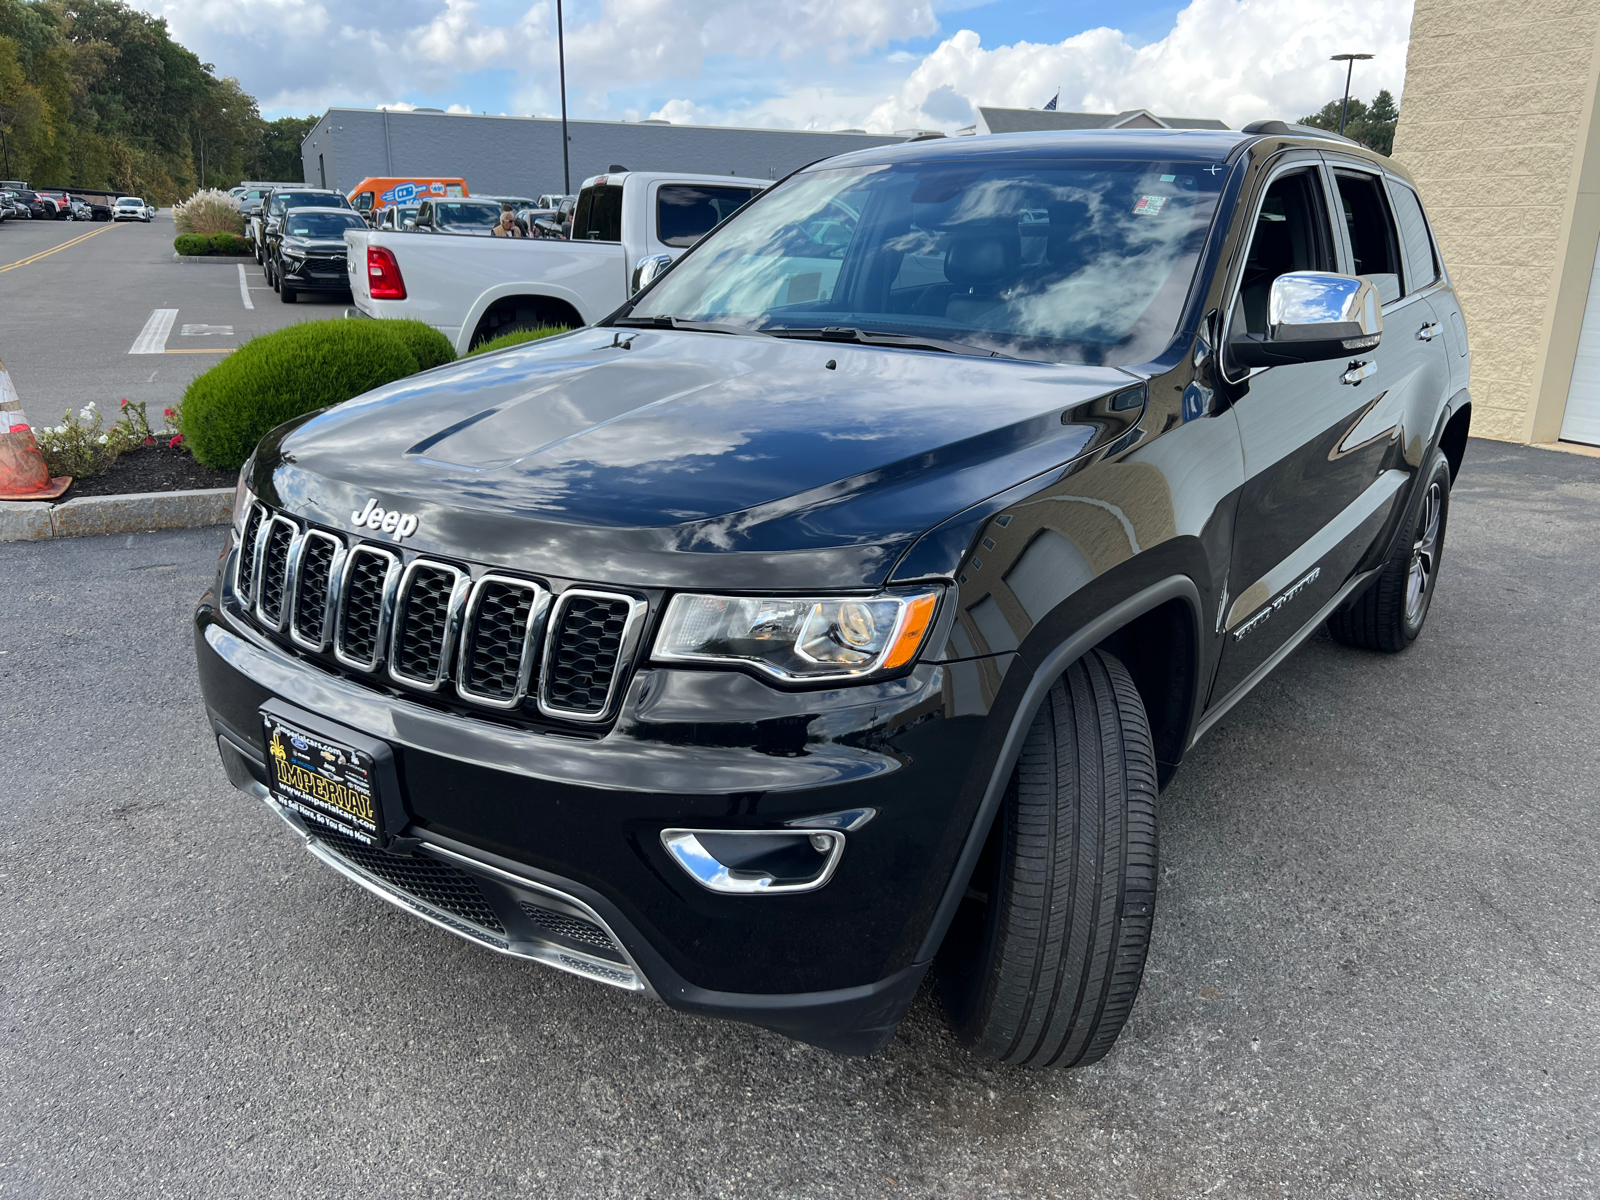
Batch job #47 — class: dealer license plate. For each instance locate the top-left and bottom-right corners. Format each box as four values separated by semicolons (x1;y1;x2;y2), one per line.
262;713;383;845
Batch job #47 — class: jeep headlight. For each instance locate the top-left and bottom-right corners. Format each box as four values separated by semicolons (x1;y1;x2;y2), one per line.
653;589;940;682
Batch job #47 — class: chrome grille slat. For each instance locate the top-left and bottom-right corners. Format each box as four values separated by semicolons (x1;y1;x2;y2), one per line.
235;504;266;602
289;531;344;651
253;515;299;631
456;575;549;710
388;560;470;691
538;590;648;722
334;546;400;671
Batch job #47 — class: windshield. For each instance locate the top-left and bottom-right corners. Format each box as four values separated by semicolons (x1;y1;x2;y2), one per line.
630;158;1226;365
430;201;501;231
286;213;366;237
273;192;347;215
118;198;143;206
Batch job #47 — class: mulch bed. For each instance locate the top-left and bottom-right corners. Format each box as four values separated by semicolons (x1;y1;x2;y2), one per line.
57;443;234;500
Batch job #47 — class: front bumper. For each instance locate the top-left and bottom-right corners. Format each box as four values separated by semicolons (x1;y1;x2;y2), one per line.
195;542;998;1052
280;260;351;290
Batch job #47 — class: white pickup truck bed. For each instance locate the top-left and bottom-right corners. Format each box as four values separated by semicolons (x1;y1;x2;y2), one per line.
345;171;768;355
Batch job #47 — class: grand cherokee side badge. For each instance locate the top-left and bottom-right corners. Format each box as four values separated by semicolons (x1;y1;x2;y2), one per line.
351;497;419;540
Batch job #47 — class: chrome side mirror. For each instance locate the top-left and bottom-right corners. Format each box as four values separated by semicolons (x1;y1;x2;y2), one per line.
1230;271;1382;369
631;253;673;295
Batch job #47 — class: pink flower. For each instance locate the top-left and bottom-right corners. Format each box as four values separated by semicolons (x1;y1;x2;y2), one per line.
163;407;175;418
169;435;184;448
119;398;129;408
144;436;156;446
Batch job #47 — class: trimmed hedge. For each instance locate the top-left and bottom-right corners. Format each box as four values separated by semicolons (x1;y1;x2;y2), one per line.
179;320;460;471
209;231;251;255
464;325;570;358
385;319;457;370
174;232;252;256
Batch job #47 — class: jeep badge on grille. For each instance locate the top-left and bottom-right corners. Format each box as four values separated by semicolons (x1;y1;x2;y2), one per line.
351;498;420;540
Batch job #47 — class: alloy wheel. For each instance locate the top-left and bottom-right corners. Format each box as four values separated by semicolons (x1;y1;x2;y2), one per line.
1405;480;1443;626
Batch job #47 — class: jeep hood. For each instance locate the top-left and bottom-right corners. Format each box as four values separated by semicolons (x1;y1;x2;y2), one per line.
255;327;1137;589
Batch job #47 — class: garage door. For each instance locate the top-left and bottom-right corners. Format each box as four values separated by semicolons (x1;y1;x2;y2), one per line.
1561;234;1600;445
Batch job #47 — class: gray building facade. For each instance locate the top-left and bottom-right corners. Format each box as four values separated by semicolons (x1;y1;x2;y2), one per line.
300;108;909;198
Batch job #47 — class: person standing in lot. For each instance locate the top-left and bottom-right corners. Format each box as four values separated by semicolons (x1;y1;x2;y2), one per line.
492;205;526;238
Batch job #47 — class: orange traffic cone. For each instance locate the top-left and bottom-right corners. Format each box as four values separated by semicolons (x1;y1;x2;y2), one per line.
0;356;71;501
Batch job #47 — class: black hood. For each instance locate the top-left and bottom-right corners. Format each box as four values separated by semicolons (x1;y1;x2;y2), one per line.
255;327;1137;589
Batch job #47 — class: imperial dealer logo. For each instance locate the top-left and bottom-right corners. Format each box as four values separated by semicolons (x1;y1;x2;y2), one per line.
351;498;420;540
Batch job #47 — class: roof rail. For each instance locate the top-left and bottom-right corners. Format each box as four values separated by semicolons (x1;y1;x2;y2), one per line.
1240;119;1361;146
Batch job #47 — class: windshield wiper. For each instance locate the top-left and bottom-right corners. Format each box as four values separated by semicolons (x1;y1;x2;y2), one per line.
761;326;1021;360
613;315;771;337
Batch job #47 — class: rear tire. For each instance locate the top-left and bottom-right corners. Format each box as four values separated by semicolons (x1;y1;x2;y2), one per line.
1328;448;1451;653
937;648;1158;1068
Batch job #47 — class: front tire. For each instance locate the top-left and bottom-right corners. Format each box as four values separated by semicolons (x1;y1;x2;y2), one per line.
280;282;297;303
1328;448;1452;652
938;649;1158;1068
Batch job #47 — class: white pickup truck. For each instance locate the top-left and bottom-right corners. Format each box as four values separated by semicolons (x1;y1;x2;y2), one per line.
345;171;768;353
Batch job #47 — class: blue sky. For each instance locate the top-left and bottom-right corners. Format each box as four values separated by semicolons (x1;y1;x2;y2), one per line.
141;0;1412;134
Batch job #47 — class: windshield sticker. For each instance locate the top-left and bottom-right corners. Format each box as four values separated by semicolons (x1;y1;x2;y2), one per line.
1133;194;1168;216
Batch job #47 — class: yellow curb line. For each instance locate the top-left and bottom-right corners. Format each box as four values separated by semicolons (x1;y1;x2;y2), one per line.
0;222;122;274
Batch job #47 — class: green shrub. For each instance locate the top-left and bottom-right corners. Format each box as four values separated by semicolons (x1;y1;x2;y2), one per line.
209;232;250;255
464;325;570;358
384;319;457;370
179;322;424;471
174;233;211;256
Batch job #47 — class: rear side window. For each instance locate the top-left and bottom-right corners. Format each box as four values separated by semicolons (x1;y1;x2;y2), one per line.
1335;172;1403;305
656;185;761;247
572;185;623;241
1387;180;1439;293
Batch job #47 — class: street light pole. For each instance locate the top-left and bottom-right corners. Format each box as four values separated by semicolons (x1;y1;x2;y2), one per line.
1330;52;1374;135
557;0;570;195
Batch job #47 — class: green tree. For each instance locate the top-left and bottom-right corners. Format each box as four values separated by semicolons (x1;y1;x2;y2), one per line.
1300;89;1398;157
249;114;315;183
0;0;288;199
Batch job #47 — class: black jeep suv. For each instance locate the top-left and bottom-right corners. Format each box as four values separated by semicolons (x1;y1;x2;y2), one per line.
195;126;1471;1065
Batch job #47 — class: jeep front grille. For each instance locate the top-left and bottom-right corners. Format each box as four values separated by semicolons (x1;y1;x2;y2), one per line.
233;502;642;723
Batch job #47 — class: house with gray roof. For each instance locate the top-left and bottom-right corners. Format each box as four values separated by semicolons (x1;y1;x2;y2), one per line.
961;107;1229;136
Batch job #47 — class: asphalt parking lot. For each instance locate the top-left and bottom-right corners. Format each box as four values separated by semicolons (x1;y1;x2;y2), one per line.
0;215;348;427
0;438;1596;1199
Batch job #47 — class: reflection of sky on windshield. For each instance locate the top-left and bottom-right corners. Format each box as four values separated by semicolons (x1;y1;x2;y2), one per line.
635;159;1221;367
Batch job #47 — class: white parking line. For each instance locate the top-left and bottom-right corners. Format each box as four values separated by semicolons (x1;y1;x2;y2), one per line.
129;309;178;354
238;263;254;310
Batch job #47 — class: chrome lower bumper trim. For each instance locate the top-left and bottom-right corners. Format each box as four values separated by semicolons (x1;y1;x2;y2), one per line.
257;790;648;994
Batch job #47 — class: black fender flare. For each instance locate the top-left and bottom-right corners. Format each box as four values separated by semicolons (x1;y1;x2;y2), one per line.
912;573;1203;965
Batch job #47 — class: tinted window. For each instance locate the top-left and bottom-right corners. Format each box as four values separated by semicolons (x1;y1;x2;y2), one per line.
1232;170;1336;337
657;185;761;247
286;213;366;237
632;159;1227;366
572;185;623;241
1335;172;1402;305
1387;180;1439;293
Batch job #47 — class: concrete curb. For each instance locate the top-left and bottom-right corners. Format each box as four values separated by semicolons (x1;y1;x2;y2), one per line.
0;487;233;543
172;254;256;264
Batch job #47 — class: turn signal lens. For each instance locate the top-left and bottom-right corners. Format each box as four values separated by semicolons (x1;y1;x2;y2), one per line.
366;245;406;299
654;588;941;683
882;592;937;669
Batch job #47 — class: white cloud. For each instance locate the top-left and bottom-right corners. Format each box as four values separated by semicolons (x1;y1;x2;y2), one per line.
139;0;1412;135
859;0;1414;133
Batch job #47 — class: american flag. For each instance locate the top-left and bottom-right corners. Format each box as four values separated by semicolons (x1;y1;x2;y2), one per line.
1043;90;1059;111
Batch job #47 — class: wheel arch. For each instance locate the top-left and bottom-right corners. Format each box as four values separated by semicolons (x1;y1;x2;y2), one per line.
1439;393;1471;482
461;289;586;353
914;573;1203;966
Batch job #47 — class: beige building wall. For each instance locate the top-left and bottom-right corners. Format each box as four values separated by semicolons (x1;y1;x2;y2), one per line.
1394;0;1600;442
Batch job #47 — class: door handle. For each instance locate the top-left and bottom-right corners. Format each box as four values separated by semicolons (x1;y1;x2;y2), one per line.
1417;322;1442;341
1341;360;1377;386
